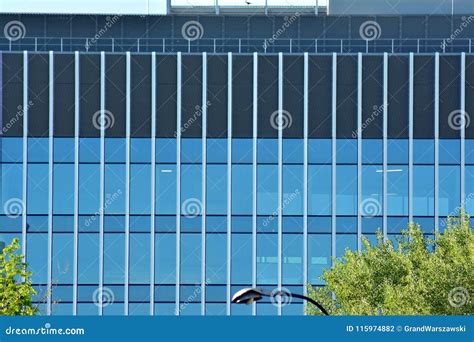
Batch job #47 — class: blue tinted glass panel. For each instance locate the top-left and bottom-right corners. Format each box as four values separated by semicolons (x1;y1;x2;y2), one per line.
78;234;99;284
283;139;303;164
283;165;303;215
156;165;177;215
206;304;226;315
336;234;357;258
257;234;277;284
1;164;23;215
131;164;151;214
231;233;252;284
28;138;48;162
52;234;74;284
282;234;303;284
79;138;100;163
104;233;125;284
131;138;151;163
130;233;151;284
361;165;382;217
27;234;48;284
53;164;74;214
413;139;434;164
466;166;474;215
232;165;252;215
79;164;100;215
336;165;357;215
308;234;331;285
439;139;460;164
232;139;252;163
308;139;331;164
181;139;202;163
1;137;23;162
413;166;435;216
257;165;278;215
181;165;202;216
206;165;227;215
308;165;331;215
54;138;75;163
336;139;357;164
181;234;201;284
466;140;474;164
155;233;176;284
439;166;460;216
362;139;382;164
105;138;125;163
104;164;125;214
336;217;357;233
388;139;408;164
27;164;48;214
207;139;227;163
156;138;176;163
257;139;278;164
206;234;226;284
387;166;408;216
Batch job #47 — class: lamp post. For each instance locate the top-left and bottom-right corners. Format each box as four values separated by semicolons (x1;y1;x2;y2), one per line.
232;287;329;316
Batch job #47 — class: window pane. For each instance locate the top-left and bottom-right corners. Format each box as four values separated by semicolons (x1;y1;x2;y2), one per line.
52;234;74;284
131;164;151;214
336;234;357;258
181;233;201;284
131;138;151;163
439;166;460;216
27;164;49;214
413;139;434;164
79;164;100;215
283;139;303;164
308;165;331;215
206;165;227;215
53;164;74;214
361;165;382;217
207;139;227;163
283;165;303;215
1;137;23;162
308;139;331;164
181;165;202;214
257;234;277;285
105;138;125;163
206;234;226;284
79;138;100;163
257;139;278;164
182;139;202;163
28;138;48;162
54;138;75;163
27;234;48;284
388;139;408;164
387;166;408;216
1;164;23;215
232;139;252;164
156;165;177;215
232;165;252;215
439;139;460;165
130;233;150;284
282;234;302;284
104;164;125;214
413;166;434;216
231;233;252;284
78;234;99;284
155;233;176;284
466;166;474;215
257;165;278;215
336;165;357;215
156;138;176;163
336;139;357;164
104;233;125;284
362;139;382;164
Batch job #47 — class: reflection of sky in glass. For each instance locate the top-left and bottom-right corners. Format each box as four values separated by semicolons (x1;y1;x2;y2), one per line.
172;0;328;6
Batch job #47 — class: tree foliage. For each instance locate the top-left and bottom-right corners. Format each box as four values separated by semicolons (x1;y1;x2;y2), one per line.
0;238;37;315
307;213;474;315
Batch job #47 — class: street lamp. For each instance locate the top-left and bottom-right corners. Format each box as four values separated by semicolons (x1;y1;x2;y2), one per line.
232;287;329;316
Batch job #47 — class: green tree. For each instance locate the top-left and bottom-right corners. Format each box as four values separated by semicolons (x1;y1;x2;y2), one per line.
0;238;37;315
307;213;473;315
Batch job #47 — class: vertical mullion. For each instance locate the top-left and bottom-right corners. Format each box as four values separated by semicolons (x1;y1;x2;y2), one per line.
99;51;105;316
201;52;207;316
434;53;439;234
175;52;182;315
47;50;54;316
125;51;131;315
277;52;283;317
302;53;308;309
73;51;80;316
226;52;232;316
357;53;362;251
383;53;388;240
252;52;258;316
331;53;337;267
408;53;414;223
150;52;157;315
460;53;466;209
22;50;28;258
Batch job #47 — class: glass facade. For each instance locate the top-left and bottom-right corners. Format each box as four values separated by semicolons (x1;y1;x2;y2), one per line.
0;51;472;316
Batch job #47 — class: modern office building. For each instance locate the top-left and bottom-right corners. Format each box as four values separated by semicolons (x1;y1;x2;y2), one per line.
0;1;473;316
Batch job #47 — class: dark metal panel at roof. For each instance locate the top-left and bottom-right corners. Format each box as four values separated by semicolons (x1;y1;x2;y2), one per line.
274;16;300;39
122;16;147;38
283;56;303;138
2;53;23;137
466;56;474;139
54;53;75;137
325;16;349;39
401;16;427;38
46;15;72;37
336;55;357;138
361;55;383;138
207;55;227;138
223;16;249;39
427;16;454;39
413;55;434;139
387;55;409;139
131;54;152;137
350;16;400;39
71;15;98;37
308;55;332;138
299;16;325;39
79;54;101;137
249;16;275;38
156;55;177;138
105;54;126;137
197;16;224;38
452;17;474;38
257;55;278;138
28;53;49;137
232;55;253;138
181;55;202;138
439;55;461;139
147;16;173;38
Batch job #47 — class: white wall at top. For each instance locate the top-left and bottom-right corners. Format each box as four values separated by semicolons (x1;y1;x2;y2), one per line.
0;0;169;15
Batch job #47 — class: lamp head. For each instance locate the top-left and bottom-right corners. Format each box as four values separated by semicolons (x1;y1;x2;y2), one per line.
232;288;264;305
